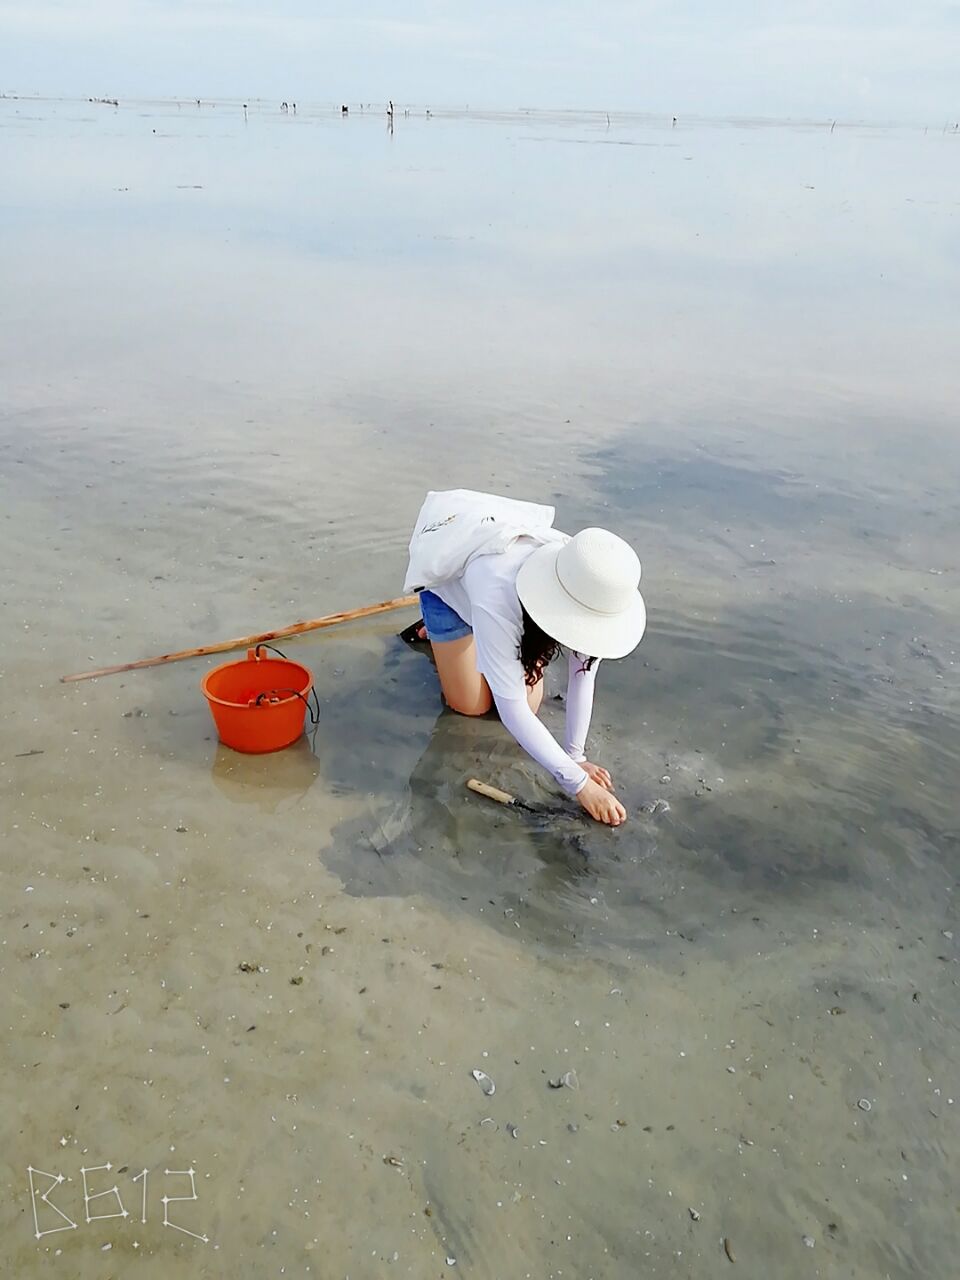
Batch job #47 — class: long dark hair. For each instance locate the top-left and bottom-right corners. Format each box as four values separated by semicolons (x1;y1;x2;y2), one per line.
519;606;596;687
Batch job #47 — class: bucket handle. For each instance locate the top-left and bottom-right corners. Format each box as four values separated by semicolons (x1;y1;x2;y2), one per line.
251;642;291;662
250;644;320;729
254;686;320;727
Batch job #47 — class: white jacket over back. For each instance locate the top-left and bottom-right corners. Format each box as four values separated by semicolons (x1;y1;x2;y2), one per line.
403;489;563;594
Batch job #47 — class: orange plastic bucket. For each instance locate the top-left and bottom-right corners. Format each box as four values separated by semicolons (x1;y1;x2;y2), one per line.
201;646;315;753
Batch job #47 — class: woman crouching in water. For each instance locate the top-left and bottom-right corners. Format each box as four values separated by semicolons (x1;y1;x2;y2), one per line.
403;491;646;826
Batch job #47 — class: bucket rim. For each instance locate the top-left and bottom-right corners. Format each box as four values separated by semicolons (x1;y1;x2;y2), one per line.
201;654;312;709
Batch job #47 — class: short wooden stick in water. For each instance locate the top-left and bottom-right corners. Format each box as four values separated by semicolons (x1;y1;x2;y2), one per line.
60;594;420;684
466;777;575;821
466;778;518;807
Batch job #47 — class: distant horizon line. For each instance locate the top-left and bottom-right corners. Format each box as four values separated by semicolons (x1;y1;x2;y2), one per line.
1;91;957;133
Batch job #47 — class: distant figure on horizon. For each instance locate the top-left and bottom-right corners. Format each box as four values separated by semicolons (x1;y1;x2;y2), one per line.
341;104;348;115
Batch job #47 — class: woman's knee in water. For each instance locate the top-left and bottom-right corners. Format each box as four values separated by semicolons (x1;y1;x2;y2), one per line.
445;686;493;717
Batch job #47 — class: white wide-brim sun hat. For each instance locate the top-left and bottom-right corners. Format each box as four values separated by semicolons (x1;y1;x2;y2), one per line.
515;527;646;660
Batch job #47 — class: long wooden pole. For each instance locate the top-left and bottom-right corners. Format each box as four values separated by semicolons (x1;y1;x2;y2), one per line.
60;594;419;684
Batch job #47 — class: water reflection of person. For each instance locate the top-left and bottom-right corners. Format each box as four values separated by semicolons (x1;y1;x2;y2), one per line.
402;491;646;827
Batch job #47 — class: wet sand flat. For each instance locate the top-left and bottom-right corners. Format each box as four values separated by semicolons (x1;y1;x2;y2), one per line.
1;99;959;1277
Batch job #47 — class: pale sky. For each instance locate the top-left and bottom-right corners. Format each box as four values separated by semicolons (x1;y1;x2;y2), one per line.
2;0;958;123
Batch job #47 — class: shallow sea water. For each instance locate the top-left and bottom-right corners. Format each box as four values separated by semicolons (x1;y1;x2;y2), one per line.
1;98;959;1278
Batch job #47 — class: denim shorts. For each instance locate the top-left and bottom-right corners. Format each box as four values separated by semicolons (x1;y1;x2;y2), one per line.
420;590;472;643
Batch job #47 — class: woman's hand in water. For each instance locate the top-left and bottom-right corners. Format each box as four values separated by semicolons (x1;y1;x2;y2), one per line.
581;762;613;791
577;778;627;826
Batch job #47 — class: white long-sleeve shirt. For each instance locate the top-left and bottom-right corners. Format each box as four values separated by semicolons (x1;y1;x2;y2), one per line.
432;539;599;795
